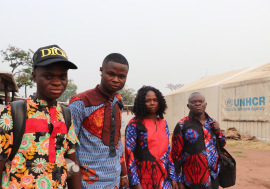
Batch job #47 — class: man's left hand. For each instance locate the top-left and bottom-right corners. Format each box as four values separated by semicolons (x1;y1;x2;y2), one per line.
172;180;178;189
210;120;221;135
120;176;129;189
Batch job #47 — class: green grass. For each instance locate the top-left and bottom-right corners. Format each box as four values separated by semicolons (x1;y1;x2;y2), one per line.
232;150;243;153
226;139;270;151
236;154;247;158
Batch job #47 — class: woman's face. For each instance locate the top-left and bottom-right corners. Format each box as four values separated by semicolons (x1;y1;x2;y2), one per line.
145;90;159;115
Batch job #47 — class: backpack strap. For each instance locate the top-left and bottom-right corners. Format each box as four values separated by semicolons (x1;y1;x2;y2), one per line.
9;100;27;161
61;105;71;131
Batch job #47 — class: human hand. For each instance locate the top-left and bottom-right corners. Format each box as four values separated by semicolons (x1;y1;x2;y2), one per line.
178;182;185;189
120;177;129;189
133;183;143;189
172;180;178;189
210;120;220;135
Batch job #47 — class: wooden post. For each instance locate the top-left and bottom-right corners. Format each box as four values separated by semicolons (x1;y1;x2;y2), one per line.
12;91;15;102
4;80;8;105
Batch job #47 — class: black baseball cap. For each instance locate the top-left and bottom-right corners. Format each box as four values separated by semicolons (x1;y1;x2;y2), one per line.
32;45;77;69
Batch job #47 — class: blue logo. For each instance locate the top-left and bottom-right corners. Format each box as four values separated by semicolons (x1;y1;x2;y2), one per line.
225;96;265;107
185;129;199;144
224;96;266;112
225;98;233;107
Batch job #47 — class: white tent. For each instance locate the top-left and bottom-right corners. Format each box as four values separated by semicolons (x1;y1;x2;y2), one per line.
165;62;270;142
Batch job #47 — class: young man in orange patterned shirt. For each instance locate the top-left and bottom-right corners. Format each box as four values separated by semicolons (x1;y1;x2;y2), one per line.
0;45;81;189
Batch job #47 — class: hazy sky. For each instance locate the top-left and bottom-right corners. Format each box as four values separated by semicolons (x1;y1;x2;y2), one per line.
1;0;270;98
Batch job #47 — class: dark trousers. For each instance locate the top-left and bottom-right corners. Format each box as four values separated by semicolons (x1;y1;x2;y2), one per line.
184;176;219;189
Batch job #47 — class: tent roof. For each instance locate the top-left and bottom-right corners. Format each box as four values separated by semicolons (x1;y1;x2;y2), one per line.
166;62;270;96
222;62;270;84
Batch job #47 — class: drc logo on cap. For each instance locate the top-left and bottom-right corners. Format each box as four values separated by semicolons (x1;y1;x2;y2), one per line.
225;98;233;107
40;47;68;59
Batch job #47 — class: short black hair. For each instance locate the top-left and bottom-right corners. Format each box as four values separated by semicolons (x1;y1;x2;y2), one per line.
132;85;167;120
188;92;205;102
102;53;129;68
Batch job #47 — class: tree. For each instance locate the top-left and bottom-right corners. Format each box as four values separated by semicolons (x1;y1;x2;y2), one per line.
16;68;34;98
166;83;184;91
58;79;77;102
0;45;33;73
0;45;34;97
119;85;136;105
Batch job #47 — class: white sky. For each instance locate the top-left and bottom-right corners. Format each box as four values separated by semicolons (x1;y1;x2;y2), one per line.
1;0;270;97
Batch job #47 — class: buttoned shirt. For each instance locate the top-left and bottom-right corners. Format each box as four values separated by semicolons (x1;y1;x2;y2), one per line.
69;85;127;189
0;97;79;189
171;112;226;189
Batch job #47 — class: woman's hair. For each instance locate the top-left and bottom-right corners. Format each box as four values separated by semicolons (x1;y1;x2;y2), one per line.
132;85;167;120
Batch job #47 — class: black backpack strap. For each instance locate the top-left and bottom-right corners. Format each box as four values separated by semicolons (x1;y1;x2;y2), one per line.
9;100;27;161
61;105;71;131
117;100;124;137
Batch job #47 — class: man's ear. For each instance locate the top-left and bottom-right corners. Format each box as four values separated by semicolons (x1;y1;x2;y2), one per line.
32;71;36;82
100;67;103;76
187;104;190;109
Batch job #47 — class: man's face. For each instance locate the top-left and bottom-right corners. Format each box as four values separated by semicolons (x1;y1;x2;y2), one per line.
32;64;68;103
99;61;128;95
187;94;207;115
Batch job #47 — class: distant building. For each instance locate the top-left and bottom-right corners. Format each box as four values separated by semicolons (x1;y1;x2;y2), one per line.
0;68;19;110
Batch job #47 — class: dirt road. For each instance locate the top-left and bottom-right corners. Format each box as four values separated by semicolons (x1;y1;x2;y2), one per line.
225;146;270;189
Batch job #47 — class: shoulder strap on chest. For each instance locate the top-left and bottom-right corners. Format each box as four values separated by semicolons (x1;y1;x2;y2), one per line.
9;100;27;161
61;105;71;131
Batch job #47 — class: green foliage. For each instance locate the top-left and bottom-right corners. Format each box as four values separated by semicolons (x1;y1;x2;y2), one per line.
119;85;136;105
0;45;34;97
236;154;247;158
166;83;184;91
16;68;34;97
58;79;77;102
0;45;33;73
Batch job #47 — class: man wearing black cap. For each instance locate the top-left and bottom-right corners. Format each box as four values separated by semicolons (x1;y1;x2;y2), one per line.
0;45;81;189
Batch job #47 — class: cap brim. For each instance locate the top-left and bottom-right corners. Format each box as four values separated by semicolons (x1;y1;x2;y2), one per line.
34;58;78;69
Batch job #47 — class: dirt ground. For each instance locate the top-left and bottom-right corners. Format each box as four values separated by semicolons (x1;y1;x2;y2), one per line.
224;146;270;189
121;138;270;189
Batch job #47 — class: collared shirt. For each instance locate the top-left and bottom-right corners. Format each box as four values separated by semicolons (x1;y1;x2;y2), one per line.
0;97;79;189
171;112;226;189
69;85;126;189
125;117;177;188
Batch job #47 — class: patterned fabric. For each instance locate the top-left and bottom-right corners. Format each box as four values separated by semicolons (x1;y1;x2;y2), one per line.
171;112;226;189
0;97;79;189
125;117;177;189
69;86;126;189
185;129;199;144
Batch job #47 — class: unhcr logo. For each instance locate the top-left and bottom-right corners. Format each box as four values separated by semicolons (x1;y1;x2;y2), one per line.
225;98;233;107
224;96;265;112
225;97;265;107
